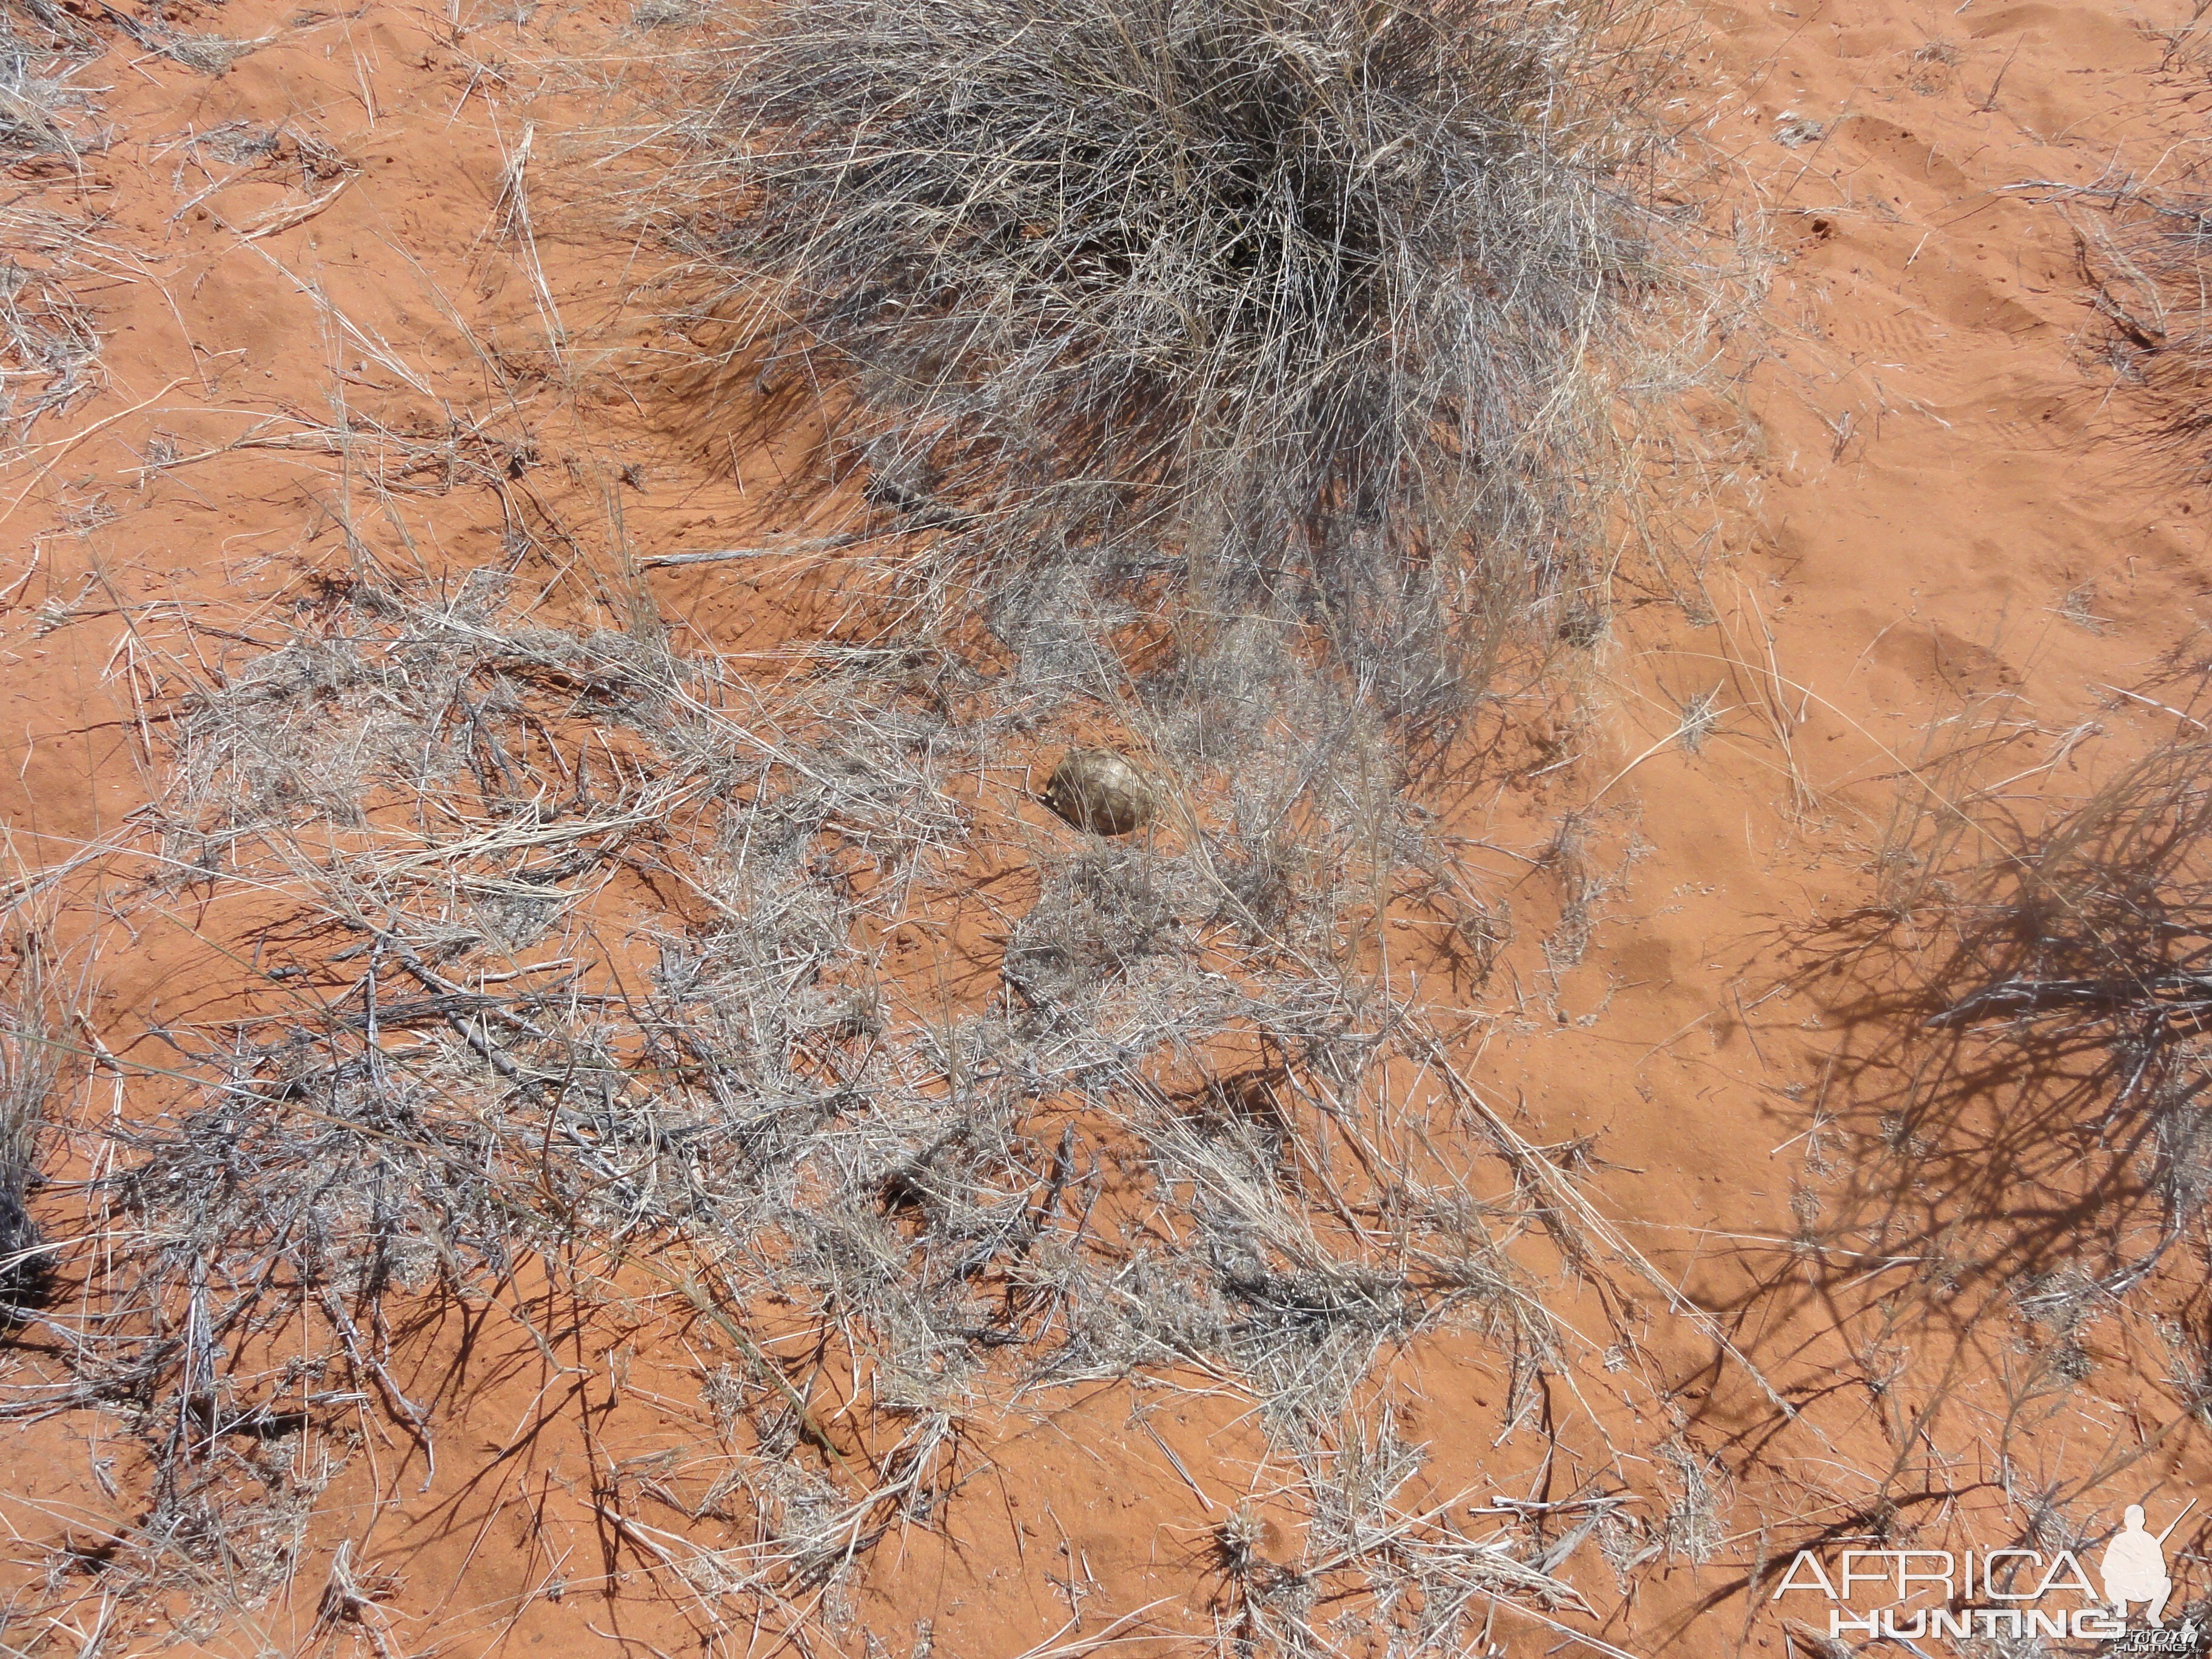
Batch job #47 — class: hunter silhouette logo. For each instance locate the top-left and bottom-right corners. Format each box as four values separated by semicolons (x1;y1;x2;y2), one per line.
2103;1503;2185;1627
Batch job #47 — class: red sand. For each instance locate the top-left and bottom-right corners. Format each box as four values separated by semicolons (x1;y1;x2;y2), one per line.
2;0;2210;1653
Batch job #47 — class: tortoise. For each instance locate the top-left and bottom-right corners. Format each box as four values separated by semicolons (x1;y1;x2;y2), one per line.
1042;748;1154;837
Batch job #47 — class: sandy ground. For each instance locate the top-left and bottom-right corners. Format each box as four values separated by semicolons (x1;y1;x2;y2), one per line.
2;0;2211;1654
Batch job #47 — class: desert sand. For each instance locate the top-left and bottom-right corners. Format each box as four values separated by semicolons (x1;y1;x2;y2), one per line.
1;0;2209;1654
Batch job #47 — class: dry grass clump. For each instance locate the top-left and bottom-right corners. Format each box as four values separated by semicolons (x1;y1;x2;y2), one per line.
2062;183;2212;471
1;4;106;446
1;2;97;163
1208;1416;1593;1653
680;0;1674;729
0;991;62;1319
0;214;102;446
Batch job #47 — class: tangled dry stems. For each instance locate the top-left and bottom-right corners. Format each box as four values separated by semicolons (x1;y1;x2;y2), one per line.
0;989;60;1320
674;0;1674;736
2063;181;2212;474
1;4;107;447
0;1;1720;1647
1737;691;2212;1617
1920;718;2212;1289
0;568;1603;1651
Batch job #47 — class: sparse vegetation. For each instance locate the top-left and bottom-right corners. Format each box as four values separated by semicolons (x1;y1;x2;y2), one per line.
1910;711;2212;1289
15;0;2212;1650
1782;685;2212;1517
0;0;1753;1651
2062;181;2212;472
0;2;106;447
1;565;1626;1651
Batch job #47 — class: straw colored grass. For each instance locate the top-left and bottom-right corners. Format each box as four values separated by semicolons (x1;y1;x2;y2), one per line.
667;0;1680;735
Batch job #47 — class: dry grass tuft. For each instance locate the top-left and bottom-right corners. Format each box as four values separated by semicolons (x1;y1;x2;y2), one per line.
0;4;107;447
2060;181;2212;474
0;990;62;1319
671;0;1679;735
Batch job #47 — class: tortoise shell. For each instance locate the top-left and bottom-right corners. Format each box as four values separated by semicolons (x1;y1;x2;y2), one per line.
1042;748;1154;836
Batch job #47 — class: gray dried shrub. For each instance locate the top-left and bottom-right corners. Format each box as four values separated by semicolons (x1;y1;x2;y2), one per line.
1;4;106;445
2073;186;2212;473
0;997;59;1316
704;0;1667;724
